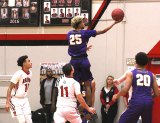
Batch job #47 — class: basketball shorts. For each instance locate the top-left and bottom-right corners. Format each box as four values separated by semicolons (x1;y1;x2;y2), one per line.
10;97;32;118
119;99;152;123
54;107;82;123
70;57;93;83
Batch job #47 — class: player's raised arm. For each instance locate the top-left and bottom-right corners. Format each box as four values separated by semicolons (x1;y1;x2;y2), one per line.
152;74;160;96
5;82;16;112
96;20;121;35
112;72;132;102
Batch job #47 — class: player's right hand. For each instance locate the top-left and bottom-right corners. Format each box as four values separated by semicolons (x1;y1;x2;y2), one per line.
5;103;10;112
88;107;96;114
115;19;123;24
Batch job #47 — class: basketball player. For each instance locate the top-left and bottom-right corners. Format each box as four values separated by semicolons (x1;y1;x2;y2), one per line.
51;63;96;123
112;52;160;123
67;16;121;107
23;0;29;7
1;8;7;19
82;13;88;24
44;15;50;24
5;55;32;123
66;8;72;18
44;2;49;12
74;8;79;16
51;9;57;18
59;8;65;18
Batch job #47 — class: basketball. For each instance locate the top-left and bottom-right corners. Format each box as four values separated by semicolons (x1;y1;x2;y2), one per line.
111;8;124;21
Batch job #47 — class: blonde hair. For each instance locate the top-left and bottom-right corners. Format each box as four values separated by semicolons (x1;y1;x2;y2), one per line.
71;16;83;29
106;75;114;87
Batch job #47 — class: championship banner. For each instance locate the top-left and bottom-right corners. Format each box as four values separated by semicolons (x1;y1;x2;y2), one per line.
40;62;66;81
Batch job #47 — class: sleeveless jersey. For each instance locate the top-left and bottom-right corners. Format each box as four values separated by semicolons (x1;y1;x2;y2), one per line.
10;69;32;98
55;75;81;108
131;69;153;101
67;30;96;57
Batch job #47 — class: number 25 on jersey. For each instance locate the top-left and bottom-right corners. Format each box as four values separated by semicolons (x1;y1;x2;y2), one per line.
136;74;151;87
69;34;82;45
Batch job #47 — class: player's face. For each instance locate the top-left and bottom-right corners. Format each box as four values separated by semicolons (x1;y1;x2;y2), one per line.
23;58;32;69
79;20;85;29
45;16;48;20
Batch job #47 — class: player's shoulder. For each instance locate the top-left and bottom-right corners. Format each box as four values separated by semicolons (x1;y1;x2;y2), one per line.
12;70;23;78
14;69;23;75
72;79;80;86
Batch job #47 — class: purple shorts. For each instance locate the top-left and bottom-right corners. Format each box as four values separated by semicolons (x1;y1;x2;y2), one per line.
119;99;153;123
70;57;93;83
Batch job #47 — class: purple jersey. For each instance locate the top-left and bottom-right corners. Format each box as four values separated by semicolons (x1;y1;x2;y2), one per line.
67;30;96;57
131;69;153;101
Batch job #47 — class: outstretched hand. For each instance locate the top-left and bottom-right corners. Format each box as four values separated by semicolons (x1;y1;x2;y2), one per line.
114;19;123;24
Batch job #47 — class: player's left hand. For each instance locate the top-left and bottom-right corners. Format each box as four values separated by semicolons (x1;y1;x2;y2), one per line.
112;94;118;102
5;103;10;112
87;45;92;51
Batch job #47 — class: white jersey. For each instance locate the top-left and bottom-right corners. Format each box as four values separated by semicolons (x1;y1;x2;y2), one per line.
1;13;7;19
55;75;81;108
10;69;32;98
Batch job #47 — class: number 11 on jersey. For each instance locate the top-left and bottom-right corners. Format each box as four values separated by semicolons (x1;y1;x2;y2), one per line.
60;86;68;97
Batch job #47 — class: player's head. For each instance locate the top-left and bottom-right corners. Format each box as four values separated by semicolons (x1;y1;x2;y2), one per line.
106;75;114;86
45;15;48;20
17;55;32;69
76;8;78;12
60;8;63;13
71;16;85;29
46;68;53;78
62;63;74;76
135;52;148;66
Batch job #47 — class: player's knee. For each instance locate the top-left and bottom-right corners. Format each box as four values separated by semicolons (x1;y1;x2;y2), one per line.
25;114;32;123
17;115;26;123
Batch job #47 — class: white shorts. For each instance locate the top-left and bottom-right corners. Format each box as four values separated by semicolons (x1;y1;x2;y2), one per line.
10;97;31;118
54;107;82;123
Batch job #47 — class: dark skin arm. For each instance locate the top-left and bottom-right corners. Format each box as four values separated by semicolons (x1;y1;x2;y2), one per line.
96;19;122;35
5;82;16;112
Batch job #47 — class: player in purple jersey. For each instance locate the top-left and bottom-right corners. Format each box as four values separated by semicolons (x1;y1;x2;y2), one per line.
67;16;121;107
112;52;160;123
